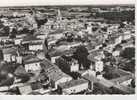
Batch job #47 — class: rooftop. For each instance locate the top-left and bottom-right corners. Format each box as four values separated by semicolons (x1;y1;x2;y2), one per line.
40;59;71;82
22;35;42;43
59;78;88;89
2;47;17;55
23;55;42;64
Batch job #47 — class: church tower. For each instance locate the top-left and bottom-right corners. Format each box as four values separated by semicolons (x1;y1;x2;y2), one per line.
57;9;62;22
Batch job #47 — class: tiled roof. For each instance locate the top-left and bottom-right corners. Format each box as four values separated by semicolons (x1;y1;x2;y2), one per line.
2;47;17;55
29;42;43;45
14;65;27;75
22;35;42;42
23;55;42;64
40;59;71;82
110;75;133;84
59;78;88;89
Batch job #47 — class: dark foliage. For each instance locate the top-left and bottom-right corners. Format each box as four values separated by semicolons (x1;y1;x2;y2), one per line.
120;47;135;59
69;72;81;80
103;66;120;80
45;53;51;61
131;79;135;88
96;10;135;22
72;45;91;69
35;18;48;28
0;50;3;60
9;28;17;39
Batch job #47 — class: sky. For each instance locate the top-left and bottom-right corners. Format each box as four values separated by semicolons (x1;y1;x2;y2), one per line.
0;0;135;7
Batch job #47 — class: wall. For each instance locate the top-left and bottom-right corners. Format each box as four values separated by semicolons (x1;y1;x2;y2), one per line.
25;62;41;72
55;77;72;89
29;44;43;51
62;82;88;94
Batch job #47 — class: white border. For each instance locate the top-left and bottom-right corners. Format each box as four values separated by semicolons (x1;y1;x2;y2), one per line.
0;0;135;6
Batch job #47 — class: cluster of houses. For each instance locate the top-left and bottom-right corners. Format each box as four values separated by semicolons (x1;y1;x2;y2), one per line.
0;7;135;95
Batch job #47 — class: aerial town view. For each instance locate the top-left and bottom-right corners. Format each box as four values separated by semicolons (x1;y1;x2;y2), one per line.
0;4;135;95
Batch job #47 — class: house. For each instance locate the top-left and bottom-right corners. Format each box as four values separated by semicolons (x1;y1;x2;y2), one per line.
86;25;93;35
55;55;79;73
115;35;122;45
112;50;120;57
28;42;43;51
22;35;42;45
51;56;60;63
49;48;75;63
18;84;32;95
23;55;42;73
0;36;9;42
88;50;105;61
78;70;95;90
95;60;104;72
2;47;18;62
40;59;72;89
14;38;22;45
122;31;131;40
87;51;104;73
58;78;89;94
35;33;46;40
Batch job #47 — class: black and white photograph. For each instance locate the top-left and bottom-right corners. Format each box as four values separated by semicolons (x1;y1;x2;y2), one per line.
0;0;135;95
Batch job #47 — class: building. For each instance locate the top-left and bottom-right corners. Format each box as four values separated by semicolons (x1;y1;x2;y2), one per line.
18;81;43;95
86;25;93;35
22;35;42;45
122;31;132;40
23;55;42;73
14;38;23;45
40;59;72;89
55;55;79;73
112;50;120;57
88;50;104;72
58;78;89;94
2;47;19;62
95;60;104;72
28;42;43;51
115;35;122;45
35;33;46;40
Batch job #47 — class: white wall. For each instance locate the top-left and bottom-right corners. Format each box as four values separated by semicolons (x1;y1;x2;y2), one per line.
29;44;43;51
4;54;11;62
95;61;103;72
25;62;41;72
62;82;88;94
70;63;79;72
55;77;72;89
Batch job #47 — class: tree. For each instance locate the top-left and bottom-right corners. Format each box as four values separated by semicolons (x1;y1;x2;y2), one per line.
3;26;10;36
72;45;91;69
35;18;48;28
0;49;3;60
44;38;48;50
9;28;17;39
103;65;120;80
131;79;135;88
0;70;14;87
69;72;81;80
120;47;135;59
